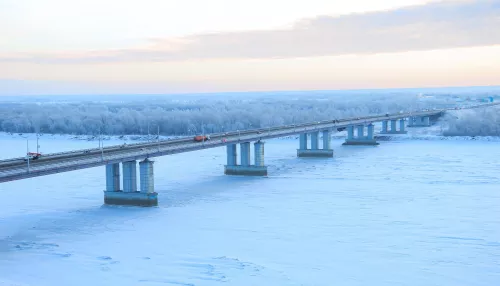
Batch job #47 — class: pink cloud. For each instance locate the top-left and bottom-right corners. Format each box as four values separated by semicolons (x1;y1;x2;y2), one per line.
1;0;499;64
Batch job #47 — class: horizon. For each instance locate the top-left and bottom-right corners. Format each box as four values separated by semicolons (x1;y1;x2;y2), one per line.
1;83;500;99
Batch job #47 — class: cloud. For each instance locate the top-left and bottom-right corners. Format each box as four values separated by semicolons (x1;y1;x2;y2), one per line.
1;0;499;63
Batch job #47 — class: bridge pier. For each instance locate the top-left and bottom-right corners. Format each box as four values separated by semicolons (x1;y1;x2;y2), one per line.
408;116;431;127
380;119;407;134
299;133;307;150
103;159;158;206
343;124;379;145
123;160;137;192
311;131;319;150
224;141;268;176
105;163;121;192
382;120;388;133
297;130;334;157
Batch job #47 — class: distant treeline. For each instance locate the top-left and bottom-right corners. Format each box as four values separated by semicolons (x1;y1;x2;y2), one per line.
443;107;500;136
0;93;462;136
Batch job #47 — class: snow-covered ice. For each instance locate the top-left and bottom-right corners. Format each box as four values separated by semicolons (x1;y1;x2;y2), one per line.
1;134;499;286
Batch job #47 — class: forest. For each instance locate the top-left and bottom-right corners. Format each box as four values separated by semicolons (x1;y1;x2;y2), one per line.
0;91;498;136
443;107;500;136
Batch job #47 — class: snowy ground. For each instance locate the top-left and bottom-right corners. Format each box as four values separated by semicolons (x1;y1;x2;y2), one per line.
1;131;500;286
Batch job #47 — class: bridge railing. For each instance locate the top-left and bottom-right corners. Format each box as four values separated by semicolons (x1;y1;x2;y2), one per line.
2;102;500;180
1;102;498;164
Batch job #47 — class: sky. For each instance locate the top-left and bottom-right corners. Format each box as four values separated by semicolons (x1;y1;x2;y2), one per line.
1;0;500;95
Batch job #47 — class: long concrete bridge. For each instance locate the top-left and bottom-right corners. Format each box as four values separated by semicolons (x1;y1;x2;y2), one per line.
1;103;498;206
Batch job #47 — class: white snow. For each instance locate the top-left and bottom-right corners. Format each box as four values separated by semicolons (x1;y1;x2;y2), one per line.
1;136;499;286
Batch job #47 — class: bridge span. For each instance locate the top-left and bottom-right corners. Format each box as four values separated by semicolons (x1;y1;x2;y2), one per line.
0;103;498;206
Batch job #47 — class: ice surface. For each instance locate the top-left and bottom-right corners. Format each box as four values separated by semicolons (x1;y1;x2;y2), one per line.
1;135;499;286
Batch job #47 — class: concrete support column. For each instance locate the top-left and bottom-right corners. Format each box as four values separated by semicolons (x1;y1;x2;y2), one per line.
240;142;251;166
408;116;415;126
139;159;154;194
343;124;379;146
408;116;431;127
226;144;237;166
390;120;397;132
105;163;120;192
299;134;308;150
347;126;354;140
298;130;333;158
381;119;407;134
322;130;331;150
122;160;137;193
423;116;430;126
310;132;319;150
367;124;374;140
104;159;157;206
382;121;388;133
356;125;364;138
225;141;267;176
254;141;265;166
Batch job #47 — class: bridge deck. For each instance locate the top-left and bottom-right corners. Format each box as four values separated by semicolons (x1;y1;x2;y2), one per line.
0;103;498;183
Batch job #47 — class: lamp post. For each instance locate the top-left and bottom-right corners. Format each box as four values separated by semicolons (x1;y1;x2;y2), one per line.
99;129;104;161
26;138;30;173
148;121;151;142
201;121;205;146
36;132;40;154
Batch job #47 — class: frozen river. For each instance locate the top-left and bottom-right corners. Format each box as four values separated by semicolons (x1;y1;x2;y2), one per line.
0;135;499;286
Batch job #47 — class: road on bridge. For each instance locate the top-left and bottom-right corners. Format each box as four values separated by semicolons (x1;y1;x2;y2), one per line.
0;102;498;183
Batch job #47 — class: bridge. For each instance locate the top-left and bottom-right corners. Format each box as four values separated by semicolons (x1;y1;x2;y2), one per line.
1;103;498;206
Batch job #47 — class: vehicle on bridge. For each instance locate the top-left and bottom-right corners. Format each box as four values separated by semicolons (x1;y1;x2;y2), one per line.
194;135;210;142
24;152;42;161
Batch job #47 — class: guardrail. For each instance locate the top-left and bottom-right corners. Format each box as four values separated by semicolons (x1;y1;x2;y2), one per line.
0;109;451;174
0;102;498;174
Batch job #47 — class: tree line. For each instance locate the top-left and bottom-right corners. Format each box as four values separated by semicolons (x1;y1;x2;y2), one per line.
0;93;477;136
443;107;500;136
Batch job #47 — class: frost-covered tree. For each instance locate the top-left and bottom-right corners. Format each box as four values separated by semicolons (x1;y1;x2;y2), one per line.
0;92;495;136
443;107;500;136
